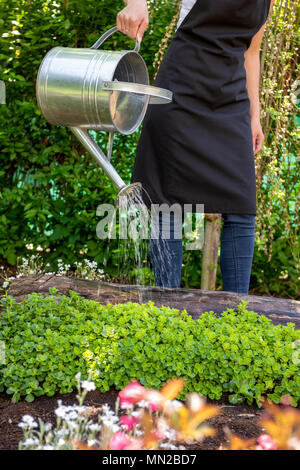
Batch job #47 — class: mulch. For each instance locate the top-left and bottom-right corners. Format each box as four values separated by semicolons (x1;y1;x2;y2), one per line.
0;389;264;450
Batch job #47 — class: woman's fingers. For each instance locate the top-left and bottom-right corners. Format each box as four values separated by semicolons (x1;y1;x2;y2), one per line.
136;19;149;43
252;134;256;154
253;131;265;154
116;1;149;41
117;13;140;39
256;132;265;154
251;119;265;154
116;12;126;35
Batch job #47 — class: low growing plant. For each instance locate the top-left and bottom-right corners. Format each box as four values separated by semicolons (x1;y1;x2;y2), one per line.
0;289;299;405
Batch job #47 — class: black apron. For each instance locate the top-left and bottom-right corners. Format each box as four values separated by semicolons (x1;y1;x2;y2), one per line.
131;0;271;215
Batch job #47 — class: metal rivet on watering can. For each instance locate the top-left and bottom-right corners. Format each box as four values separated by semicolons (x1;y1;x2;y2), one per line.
36;26;173;204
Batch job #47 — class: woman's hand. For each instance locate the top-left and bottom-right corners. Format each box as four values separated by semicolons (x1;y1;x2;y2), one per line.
251;117;264;155
117;0;149;43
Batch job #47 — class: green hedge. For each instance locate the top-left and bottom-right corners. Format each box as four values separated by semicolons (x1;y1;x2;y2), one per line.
0;289;299;405
0;0;299;297
0;0;176;270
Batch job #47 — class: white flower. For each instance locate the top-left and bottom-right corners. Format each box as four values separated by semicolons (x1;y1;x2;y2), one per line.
87;439;98;447
70;405;85;414
56;429;70;437
22;437;39;447
101;404;111;414
18;415;38;428
81;380;96;392
55;407;67;419
136;400;149;408
110;424;120;433
89;423;101;432
66;421;77;430
2;281;9;289
65;411;78;421
165;428;177;441
75;372;81;380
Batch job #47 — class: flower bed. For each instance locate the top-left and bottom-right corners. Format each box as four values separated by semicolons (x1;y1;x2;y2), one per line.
16;376;300;450
0;288;299;405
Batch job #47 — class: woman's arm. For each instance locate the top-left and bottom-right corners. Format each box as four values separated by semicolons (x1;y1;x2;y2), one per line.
116;0;149;43
244;0;274;154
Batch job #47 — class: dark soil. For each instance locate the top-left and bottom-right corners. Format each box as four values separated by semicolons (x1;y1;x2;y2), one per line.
0;389;264;450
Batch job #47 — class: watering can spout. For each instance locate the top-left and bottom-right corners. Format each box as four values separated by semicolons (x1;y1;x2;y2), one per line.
115;182;142;207
70;127;142;205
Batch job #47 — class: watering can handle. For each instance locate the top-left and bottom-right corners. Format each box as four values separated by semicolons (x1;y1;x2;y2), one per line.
90;26;141;52
102;80;173;105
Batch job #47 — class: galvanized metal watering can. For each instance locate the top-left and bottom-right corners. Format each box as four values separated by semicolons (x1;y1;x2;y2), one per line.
36;26;173;202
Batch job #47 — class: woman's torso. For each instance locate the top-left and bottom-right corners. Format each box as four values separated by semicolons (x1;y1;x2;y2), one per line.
159;0;270;110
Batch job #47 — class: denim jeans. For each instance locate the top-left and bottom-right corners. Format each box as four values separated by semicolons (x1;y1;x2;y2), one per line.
150;212;255;294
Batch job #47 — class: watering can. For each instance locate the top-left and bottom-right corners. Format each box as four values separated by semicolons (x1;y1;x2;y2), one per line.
36;26;172;203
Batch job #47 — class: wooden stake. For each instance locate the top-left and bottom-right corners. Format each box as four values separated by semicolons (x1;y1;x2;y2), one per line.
201;214;222;290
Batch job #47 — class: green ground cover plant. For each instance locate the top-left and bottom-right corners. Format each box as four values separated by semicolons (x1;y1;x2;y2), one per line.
0;289;299;405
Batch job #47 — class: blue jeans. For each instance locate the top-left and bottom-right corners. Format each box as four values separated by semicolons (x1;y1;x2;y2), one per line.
150;213;255;294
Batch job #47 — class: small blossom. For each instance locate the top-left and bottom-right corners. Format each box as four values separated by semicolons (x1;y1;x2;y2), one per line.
87;439;98;447
136;399;149;408
120;415;139;431
18;415;38;428
109;431;131;450
55;407;67;419
118;381;145;409
256;434;277;450
89;423;101;432
81;380;96;392
22;437;39;447
144;389;163;411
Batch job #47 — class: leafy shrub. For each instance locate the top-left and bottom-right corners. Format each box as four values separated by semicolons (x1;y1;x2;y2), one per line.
0;289;299;405
0;0;177;272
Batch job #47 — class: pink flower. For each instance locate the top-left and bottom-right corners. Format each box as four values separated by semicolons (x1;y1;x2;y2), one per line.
144;389;164;411
118;381;145;409
120;415;139;431
109;432;144;450
256;434;278;450
109;432;131;450
123;437;144;450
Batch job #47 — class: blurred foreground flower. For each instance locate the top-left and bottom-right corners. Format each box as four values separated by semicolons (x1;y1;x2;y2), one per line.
19;376;219;450
223;397;300;450
18;376;299;451
259;399;300;450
